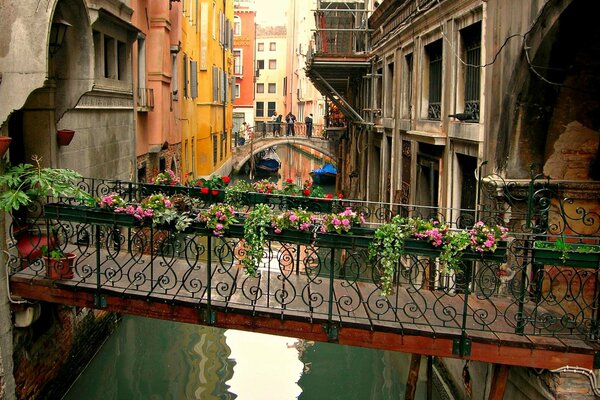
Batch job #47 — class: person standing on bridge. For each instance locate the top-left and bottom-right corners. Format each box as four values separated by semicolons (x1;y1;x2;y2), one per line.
305;113;313;138
271;112;278;136
285;112;296;136
276;114;283;136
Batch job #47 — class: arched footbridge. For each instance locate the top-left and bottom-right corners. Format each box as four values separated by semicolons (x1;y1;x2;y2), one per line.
231;135;337;172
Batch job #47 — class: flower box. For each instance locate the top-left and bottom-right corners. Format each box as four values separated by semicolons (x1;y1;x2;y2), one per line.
462;241;507;263
44;203;142;227
403;239;441;258
533;241;600;268
140;183;190;197
315;228;374;249
267;228;315;245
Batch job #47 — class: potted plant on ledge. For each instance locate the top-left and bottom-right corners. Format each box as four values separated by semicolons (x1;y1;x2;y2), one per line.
42;245;75;280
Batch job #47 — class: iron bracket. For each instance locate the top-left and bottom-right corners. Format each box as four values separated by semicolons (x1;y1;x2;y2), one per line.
322;323;339;342
199;308;217;325
94;294;107;308
452;337;472;357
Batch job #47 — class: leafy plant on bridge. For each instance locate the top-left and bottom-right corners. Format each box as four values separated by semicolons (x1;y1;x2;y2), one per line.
369;217;509;296
242;203;272;276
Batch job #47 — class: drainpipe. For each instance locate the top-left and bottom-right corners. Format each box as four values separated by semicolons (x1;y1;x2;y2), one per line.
222;0;227;175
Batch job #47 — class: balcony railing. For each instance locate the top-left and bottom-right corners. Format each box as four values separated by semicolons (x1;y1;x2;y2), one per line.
6;172;600;348
137;87;154;112
313;2;371;56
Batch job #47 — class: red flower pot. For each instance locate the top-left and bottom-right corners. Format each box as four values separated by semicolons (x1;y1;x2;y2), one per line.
45;253;76;280
57;129;75;146
0;136;11;157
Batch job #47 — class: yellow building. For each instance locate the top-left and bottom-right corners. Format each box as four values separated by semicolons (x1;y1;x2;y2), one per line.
180;0;234;179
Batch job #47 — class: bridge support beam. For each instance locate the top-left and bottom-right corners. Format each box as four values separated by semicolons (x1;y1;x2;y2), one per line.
8;277;599;372
487;364;509;400
405;354;422;400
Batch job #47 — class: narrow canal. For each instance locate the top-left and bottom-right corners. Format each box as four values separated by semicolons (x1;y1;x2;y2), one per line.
63;145;441;400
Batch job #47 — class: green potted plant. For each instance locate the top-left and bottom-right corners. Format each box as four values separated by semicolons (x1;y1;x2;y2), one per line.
0;155;94;212
533;238;600;268
41;245;75;280
269;208;317;244
196;203;239;236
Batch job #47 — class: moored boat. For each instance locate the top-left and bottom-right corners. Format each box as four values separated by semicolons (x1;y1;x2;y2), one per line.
310;163;337;185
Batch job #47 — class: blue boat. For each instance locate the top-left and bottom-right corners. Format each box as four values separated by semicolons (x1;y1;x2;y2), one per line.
310;163;337;185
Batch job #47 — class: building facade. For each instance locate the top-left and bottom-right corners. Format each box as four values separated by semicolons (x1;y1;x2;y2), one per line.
180;0;234;179
306;0;600;396
233;1;257;134
254;26;287;132
286;0;325;129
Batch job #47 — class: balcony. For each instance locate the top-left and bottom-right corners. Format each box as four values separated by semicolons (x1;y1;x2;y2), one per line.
137;87;154;112
305;1;371;123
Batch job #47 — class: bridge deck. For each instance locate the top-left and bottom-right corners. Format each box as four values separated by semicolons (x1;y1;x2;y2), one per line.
9;245;598;370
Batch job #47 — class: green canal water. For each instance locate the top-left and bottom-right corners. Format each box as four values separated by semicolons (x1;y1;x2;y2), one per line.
63;145;441;399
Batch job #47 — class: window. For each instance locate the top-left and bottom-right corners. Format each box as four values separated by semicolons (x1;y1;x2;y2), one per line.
183;53;189;98
256;101;264;117
235;83;240;98
104;36;115;78
257;60;264;70
171;51;178;100
461;22;481;121
117;41;126;80
190;60;198;99
137;35;146;86
213;134;217;165
384;60;394;117
233;49;242;75
268;83;276;93
269;59;276;69
234;16;241;36
267;101;276;116
269;42;276;51
212;65;218;101
256;83;264;93
403;53;413;118
425;40;443;120
257;42;264;51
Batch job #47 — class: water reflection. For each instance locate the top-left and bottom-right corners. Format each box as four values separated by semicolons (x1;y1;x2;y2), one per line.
64;316;438;400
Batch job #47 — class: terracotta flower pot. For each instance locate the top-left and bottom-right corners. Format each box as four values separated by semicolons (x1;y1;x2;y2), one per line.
0;136;12;157
57;129;75;146
45;252;76;280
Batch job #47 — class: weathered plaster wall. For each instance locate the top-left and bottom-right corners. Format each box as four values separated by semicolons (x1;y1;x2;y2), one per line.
0;1;56;127
0;212;16;400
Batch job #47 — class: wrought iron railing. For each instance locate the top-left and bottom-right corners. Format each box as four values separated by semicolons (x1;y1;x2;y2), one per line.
6;168;600;346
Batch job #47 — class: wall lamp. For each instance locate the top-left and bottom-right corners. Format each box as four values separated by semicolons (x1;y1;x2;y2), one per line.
49;18;72;57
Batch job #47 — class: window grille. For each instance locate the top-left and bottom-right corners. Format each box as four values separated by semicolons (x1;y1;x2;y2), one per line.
463;23;481;121
427;40;443;120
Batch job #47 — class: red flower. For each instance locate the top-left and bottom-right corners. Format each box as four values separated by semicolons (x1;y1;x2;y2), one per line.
286;178;293;184
196;180;203;187
222;176;231;184
325;193;333;199
200;187;209;194
303;189;311;196
337;193;344;199
211;189;220;196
